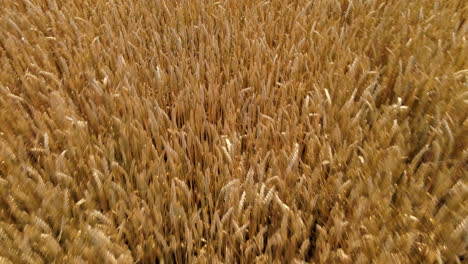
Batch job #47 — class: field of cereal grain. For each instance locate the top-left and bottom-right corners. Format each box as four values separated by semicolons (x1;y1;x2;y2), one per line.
0;0;467;263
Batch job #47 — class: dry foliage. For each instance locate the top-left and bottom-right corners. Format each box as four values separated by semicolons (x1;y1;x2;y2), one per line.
0;0;467;263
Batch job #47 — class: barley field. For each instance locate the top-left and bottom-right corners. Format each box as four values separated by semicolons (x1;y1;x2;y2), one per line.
0;0;467;263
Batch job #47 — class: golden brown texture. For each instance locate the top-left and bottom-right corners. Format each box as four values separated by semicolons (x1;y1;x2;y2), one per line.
0;0;467;263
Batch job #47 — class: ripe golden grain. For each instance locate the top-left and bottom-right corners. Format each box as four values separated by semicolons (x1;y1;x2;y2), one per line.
0;0;467;263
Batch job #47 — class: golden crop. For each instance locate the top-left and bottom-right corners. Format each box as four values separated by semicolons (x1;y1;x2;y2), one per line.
0;0;466;263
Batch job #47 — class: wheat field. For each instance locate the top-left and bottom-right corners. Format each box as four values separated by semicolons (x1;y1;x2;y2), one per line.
0;0;467;263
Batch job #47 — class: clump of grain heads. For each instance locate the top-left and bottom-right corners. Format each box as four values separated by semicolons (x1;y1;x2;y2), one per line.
0;0;466;263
